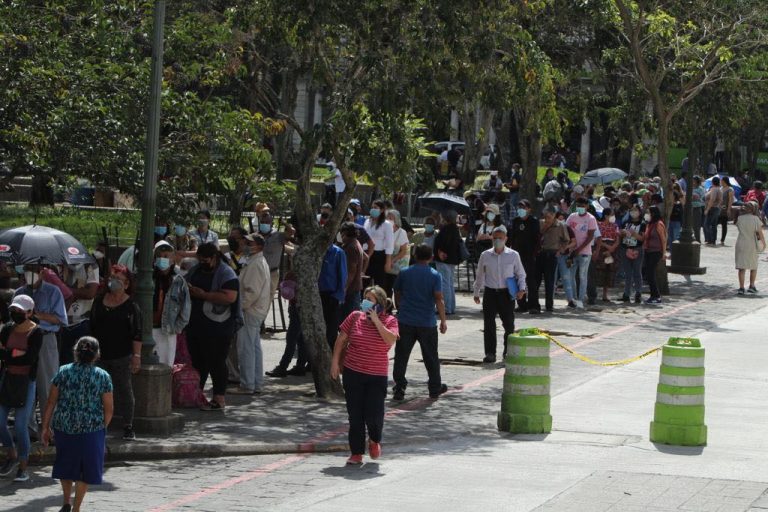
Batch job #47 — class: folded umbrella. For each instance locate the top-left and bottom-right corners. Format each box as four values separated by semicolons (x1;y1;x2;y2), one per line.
0;225;95;266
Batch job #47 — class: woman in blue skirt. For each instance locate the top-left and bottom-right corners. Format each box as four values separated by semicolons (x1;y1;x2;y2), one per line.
42;336;113;512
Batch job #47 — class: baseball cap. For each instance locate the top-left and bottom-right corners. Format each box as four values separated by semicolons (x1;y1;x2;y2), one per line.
484;203;500;215
154;240;174;251
10;294;34;312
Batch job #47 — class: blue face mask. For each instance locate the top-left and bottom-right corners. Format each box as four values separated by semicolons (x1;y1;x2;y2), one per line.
361;299;376;313
517;208;528;219
14;265;24;275
424;224;435;234
154;226;167;236
154;257;171;271
369;208;381;219
259;223;271;234
174;225;187;236
576;207;586;215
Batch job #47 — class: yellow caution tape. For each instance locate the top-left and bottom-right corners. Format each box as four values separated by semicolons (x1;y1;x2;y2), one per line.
519;328;663;367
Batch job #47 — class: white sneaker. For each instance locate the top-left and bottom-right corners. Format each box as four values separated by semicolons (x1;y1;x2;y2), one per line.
576;300;585;309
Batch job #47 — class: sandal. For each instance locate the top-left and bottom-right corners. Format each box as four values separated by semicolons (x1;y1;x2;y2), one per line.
200;401;225;411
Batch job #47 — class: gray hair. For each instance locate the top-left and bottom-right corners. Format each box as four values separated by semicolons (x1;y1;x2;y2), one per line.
386;209;402;228
492;225;508;235
74;336;101;365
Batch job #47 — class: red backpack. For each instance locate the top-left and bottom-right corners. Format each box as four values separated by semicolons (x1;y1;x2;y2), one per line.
171;364;207;408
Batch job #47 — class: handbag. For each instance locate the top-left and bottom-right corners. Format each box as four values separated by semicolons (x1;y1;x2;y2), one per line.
0;371;30;408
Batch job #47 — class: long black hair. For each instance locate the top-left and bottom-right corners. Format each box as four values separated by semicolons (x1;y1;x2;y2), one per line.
648;205;662;223
371;199;387;228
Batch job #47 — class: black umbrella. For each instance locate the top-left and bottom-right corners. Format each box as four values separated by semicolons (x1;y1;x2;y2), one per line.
578;167;628;185
415;192;471;214
0;225;95;266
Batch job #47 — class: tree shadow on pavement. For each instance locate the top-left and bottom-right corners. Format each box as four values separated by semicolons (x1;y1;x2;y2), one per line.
0;477;117;512
321;462;383;480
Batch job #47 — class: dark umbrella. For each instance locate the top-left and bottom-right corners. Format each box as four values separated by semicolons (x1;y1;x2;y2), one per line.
415;192;471;214
578;168;628;185
0;225;95;266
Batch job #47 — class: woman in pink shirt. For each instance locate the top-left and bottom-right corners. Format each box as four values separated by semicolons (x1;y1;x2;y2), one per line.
331;286;398;465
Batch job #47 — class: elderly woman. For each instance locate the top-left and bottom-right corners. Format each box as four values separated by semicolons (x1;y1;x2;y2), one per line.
330;286;398;465
735;201;766;295
42;336;113;512
0;295;43;483
385;209;410;288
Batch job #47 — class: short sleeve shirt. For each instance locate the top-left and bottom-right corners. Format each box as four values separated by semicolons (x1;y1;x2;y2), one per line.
67;265;100;323
566;213;598;255
51;363;113;434
394;264;442;328
340;311;398;377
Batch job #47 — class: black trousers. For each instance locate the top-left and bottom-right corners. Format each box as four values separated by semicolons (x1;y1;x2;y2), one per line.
517;258;540;311
368;251;391;295
187;333;231;395
343;367;387;455
320;292;340;350
643;251;663;299
393;324;442;395
537;250;558;310
483;287;515;357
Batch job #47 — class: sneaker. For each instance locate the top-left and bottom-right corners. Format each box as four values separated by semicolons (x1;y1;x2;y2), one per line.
737;288;746;295
621;295;630;303
567;301;577;309
634;293;642;304
644;297;662;304
392;388;405;401
528;309;541;315
346;454;363;465
285;366;307;376
59;505;72;512
12;469;29;482
200;401;225;411
368;441;381;460
748;286;758;294
122;426;136;441
482;354;496;363
265;366;288;378
429;383;449;399
0;459;18;477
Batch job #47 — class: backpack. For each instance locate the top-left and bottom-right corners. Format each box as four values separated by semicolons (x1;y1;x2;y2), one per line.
171;363;207;408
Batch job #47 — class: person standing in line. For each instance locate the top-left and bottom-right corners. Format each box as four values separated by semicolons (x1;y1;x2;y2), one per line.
319;242;348;350
265;272;310;377
642;206;667;304
735;201;766;295
473;226;527;363
0;295;43;482
14;263;67;437
691;176;707;243
364;200;395;293
509;199;541;313
703;177;723;245
538;206;572;312
433;210;462;315
89;265;141;440
565;197;598;308
256;210;287;322
330;286;398;465
620;206;646;304
385;209;411;296
60;262;100;366
151;241;190;366
339;222;364;322
718;178;736;245
392;245;448;401
42;337;113;512
593;208;620;303
185;243;240;411
231;234;271;395
188;210;219;249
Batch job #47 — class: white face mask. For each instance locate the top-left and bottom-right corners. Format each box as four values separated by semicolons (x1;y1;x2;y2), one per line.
608;216;616;224
644;213;652;222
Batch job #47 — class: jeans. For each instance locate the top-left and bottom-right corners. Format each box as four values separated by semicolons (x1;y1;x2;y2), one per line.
622;247;644;297
343;367;387;456
187;333;232;396
692;207;704;242
320;292;340;350
393;324;442;396
569;254;591;302
556;255;575;302
237;312;264;391
643;251;663;299
0;380;36;461
152;329;178;367
538;250;558;310
435;262;456;314
482;287;516;357
704;207;721;243
30;332;59;434
98;356;135;426
278;303;308;370
60;320;90;365
668;221;682;250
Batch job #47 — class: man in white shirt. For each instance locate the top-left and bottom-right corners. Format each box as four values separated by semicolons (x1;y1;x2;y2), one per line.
232;233;272;395
333;163;346;205
472;226;527;363
61;263;100;364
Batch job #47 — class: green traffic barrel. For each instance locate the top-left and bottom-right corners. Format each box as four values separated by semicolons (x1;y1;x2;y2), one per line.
649;337;707;446
497;328;552;434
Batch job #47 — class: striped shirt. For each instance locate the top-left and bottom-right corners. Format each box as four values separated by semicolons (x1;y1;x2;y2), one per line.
340;311;398;376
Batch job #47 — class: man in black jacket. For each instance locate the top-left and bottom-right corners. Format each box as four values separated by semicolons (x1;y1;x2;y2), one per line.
433;210;462;315
509;199;541;313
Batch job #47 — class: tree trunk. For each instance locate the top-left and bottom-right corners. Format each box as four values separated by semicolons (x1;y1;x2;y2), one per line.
656;114;673;225
275;70;300;181
460;103;493;186
514;107;541;204
492;110;513;176
228;190;244;227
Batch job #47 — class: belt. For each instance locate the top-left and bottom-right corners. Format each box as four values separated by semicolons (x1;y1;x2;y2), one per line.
485;287;507;292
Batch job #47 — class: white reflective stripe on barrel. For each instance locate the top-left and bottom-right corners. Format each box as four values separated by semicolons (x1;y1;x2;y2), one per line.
661;356;705;368
506;365;549;376
656;392;705;406
503;382;550;395
510;346;550;358
659;374;705;387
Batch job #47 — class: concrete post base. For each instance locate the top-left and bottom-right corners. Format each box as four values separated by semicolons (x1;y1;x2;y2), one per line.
668;240;707;276
498;412;552;434
131;364;184;436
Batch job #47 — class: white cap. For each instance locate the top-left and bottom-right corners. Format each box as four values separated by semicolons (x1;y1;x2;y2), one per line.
10;294;34;312
492;225;508;235
573;185;585;194
154;240;174;251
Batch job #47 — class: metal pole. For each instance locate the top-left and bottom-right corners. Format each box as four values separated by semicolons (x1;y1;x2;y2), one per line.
135;0;166;365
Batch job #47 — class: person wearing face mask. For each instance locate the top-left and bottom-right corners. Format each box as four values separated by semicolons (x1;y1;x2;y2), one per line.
509;199;541;314
225;226;249;275
257;211;287;322
364;200;395;294
231;234;271;395
330;286;398;465
539;205;573;312
594;208;620;303
476;204;501;253
473;226;527;363
642;206;667;304
0;295;43;483
88;265;141;440
620;206;646;303
185;243;240;411
151;241;190;367
14;263;67;439
189;210;219;249
565;197;598;308
60;261;100;366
